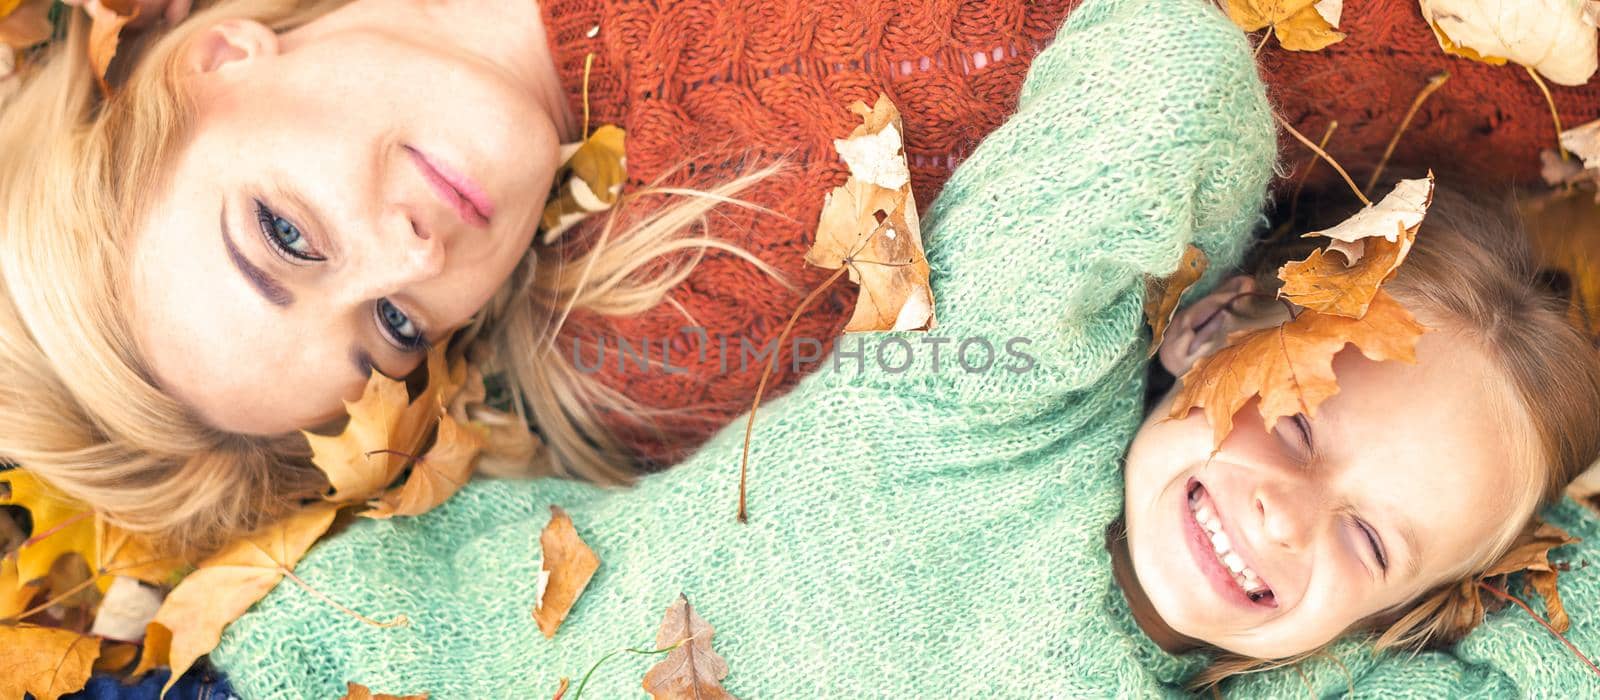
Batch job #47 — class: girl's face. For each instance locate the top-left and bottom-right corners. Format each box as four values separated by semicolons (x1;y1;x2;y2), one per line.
129;0;574;435
1122;277;1537;659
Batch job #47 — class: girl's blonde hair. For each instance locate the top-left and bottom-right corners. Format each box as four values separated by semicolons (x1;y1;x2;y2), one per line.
0;0;776;556
1192;185;1600;689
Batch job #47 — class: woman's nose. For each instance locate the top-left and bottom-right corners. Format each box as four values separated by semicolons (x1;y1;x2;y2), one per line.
347;211;446;300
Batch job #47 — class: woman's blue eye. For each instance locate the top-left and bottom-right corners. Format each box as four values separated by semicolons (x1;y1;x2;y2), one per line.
254;200;321;261
377;298;424;350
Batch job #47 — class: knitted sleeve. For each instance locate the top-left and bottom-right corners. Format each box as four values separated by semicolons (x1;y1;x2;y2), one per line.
858;0;1274;404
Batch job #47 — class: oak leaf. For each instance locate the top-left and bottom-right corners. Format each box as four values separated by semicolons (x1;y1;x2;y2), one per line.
341;681;430;700
135;503;340;696
365;414;484;519
1226;0;1345;52
533;506;600;638
0;625;99;700
1419;0;1598;85
1144;245;1209;356
807;95;934;333
1279;175;1434;318
1170;291;1427;449
642;593;736;700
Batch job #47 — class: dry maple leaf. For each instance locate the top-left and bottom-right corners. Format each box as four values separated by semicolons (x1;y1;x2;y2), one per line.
133;503;339;695
341;681;430;700
642;594;736;700
1419;0;1599;85
0;556;41;619
1;470;98;586
534;506;600;638
0;625;99;700
1170;291;1427;449
365;414;485;519
1226;0;1345;52
806;94;935;333
1279;175;1435;318
1144;245;1210;356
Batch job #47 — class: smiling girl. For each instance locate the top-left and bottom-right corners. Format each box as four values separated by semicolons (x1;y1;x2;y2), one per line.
203;0;1600;695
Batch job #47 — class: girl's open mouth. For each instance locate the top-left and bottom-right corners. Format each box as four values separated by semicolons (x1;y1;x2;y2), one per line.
1184;478;1277;608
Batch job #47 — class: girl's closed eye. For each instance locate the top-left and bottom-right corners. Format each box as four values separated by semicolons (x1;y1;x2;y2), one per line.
1350;515;1388;576
254;199;324;262
1272;413;1315;461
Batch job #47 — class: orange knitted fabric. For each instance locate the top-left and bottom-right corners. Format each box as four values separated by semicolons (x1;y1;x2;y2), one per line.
539;0;1600;466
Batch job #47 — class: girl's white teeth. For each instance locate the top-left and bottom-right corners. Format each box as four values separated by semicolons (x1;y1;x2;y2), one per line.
1190;488;1271;597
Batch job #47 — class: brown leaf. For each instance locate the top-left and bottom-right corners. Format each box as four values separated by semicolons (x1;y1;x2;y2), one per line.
85;0;140;94
139;503;340;696
364;414;484;519
1226;0;1345;52
0;625;100;700
1170;291;1427;449
1483;522;1577;578
642;593;736;700
1529;569;1569;632
93;640;139;674
806;94;935;333
0;0;53;50
533;506;600;638
341;681;430;700
1144;245;1209;356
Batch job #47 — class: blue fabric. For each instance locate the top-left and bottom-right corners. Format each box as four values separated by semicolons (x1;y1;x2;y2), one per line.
61;666;237;700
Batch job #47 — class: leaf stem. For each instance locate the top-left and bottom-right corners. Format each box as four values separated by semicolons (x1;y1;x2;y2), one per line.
281;568;408;628
1273;120;1339;245
22;511;91;548
738;266;848;523
1365;72;1449;195
1479;580;1599;677
1275;113;1369;207
1525;65;1570;161
572;642;682;699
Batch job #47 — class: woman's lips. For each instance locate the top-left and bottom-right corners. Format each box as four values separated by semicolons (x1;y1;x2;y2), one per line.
404;145;494;228
1181;478;1277;610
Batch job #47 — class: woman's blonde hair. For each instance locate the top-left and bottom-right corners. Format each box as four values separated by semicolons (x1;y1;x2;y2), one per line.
1191;185;1600;690
0;0;777;556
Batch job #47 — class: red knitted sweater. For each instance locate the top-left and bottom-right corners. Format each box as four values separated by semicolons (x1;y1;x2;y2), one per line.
537;0;1600;465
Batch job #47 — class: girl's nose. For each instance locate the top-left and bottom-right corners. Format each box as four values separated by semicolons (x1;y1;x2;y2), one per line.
1252;478;1318;552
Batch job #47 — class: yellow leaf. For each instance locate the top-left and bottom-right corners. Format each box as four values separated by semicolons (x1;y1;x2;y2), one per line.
533;506;599;638
0;625;99;700
1420;0;1597;85
1226;0;1345;52
364;414;484;519
140;503;339;697
1144;245;1210;356
0;470;97;586
0;556;41;620
641;594;736;700
541;125;627;236
806;94;935;333
1170;291;1427;449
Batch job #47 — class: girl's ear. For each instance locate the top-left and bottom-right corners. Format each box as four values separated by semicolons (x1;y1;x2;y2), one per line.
1157;275;1258;376
183;19;279;75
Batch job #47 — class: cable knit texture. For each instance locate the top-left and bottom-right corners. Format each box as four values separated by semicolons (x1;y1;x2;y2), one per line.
210;1;1600;696
545;0;1600;464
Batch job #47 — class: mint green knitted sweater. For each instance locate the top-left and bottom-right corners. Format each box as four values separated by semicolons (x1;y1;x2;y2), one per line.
209;0;1600;696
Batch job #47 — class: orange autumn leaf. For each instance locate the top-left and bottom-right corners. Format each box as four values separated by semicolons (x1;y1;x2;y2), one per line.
137;503;340;696
533;506;599;638
552;677;571;700
1483;522;1578;632
806;94;935;333
1170;291;1427;449
341;681;430;700
365;414;485;519
85;0;140;95
642;594;736;700
1279;175;1433;319
1144;245;1209;356
0;625;100;700
93;640;139;674
1225;0;1344;52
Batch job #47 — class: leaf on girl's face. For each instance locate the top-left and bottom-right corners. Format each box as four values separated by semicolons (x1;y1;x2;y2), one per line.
1169;290;1427;450
1419;0;1599;85
642;593;737;700
1279;174;1434;318
1225;0;1344;52
533;506;600;638
807;94;935;333
134;503;340;697
341;681;430;700
0;625;100;700
1144;245;1210;356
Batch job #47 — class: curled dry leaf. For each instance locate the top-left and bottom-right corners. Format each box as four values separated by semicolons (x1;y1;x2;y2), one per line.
1419;0;1599;85
88;576;164;642
642;594;737;700
806;94;935;333
365;414;485;519
534;506;600;638
542;124;627;240
134;503;339;696
1279;174;1435;318
1475;522;1580;632
1560;119;1600;177
1170;291;1427;449
341;681;430;700
0;625;100;700
85;0;140;94
1225;0;1345;52
1143;245;1209;356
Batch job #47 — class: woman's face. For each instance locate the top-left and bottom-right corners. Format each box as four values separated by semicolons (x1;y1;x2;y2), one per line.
1122;279;1536;659
130;0;572;435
